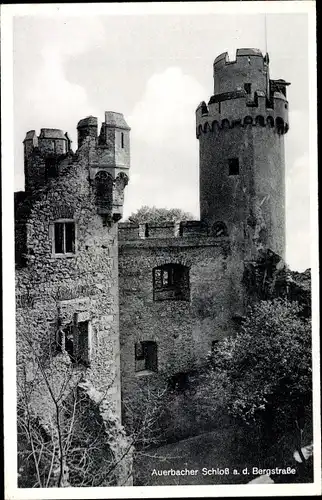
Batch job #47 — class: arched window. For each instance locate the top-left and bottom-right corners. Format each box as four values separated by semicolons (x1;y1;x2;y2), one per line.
135;341;158;373
255;115;265;127
213;222;228;237
276;117;285;135
212;120;219;132
267;116;274;128
94;171;113;213
153;263;190;301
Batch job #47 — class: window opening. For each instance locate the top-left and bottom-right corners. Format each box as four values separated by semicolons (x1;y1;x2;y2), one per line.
54;221;75;254
153;263;190;301
244;83;252;94
228;158;239;176
135;341;158;372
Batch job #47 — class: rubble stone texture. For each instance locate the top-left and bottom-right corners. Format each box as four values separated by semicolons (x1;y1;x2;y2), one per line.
15;49;299;481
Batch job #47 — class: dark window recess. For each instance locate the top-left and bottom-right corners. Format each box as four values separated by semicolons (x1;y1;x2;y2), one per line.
54;221;75;254
211;340;219;353
135;341;158;372
153;263;190;301
228;157;239;176
57;320;89;366
244;83;252;94
213;222;228;237
218;101;221;114
77;320;90;366
45;158;58;179
121;132;124;148
65;324;74;360
168;372;189;392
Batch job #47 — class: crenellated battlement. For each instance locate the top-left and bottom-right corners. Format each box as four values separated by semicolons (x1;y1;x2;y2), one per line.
196;90;289;137
21;111;131;223
118;220;229;242
213;48;266;69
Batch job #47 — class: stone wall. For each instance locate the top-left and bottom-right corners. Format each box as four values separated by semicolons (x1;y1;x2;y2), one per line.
118;233;246;430
16;137;122;417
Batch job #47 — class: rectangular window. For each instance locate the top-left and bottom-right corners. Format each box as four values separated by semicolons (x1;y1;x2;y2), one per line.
135;341;158;373
228;158;240;176
244;83;252;94
153;264;190;301
54;221;75;254
121;132;124;149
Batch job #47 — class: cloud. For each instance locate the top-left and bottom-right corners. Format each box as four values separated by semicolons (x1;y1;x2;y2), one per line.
128;67;206;147
286;153;310;271
25;48;96;141
123;67;206;218
14;18;106;189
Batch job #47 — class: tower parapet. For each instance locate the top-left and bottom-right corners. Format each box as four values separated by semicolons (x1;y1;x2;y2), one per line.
22;111;130;223
196;49;289;138
23;128;71;192
77;112;131;222
197;49;290;259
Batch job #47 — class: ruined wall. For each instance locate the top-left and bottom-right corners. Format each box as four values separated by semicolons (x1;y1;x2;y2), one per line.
16;140;121;417
118;223;245;430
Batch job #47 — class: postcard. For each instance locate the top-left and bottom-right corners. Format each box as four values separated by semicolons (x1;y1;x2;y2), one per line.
2;1;320;498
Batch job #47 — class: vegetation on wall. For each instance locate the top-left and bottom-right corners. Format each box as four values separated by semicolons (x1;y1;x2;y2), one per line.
127;206;194;225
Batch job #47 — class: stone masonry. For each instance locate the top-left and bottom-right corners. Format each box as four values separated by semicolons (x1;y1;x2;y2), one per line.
118;49;290;428
15;48;290;455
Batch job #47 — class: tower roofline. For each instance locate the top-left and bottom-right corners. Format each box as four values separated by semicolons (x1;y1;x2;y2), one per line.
214;48;264;66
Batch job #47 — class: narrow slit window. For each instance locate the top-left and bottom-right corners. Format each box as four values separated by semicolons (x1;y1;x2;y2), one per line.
121;132;124;149
244;83;252;94
228;158;240;176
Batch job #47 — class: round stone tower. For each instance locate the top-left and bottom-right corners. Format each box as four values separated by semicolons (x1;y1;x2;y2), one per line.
196;48;290;259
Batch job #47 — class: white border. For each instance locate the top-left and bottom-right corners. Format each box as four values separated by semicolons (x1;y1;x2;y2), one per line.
2;2;320;499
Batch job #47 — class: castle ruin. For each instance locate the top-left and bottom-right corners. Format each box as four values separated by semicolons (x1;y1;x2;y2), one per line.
15;48;290;484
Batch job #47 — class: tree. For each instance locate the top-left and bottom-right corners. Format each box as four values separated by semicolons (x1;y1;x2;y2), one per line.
127;206;194;225
17;329;135;488
17;331;167;488
196;299;312;461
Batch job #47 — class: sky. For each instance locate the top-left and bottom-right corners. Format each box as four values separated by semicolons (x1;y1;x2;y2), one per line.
11;5;314;271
